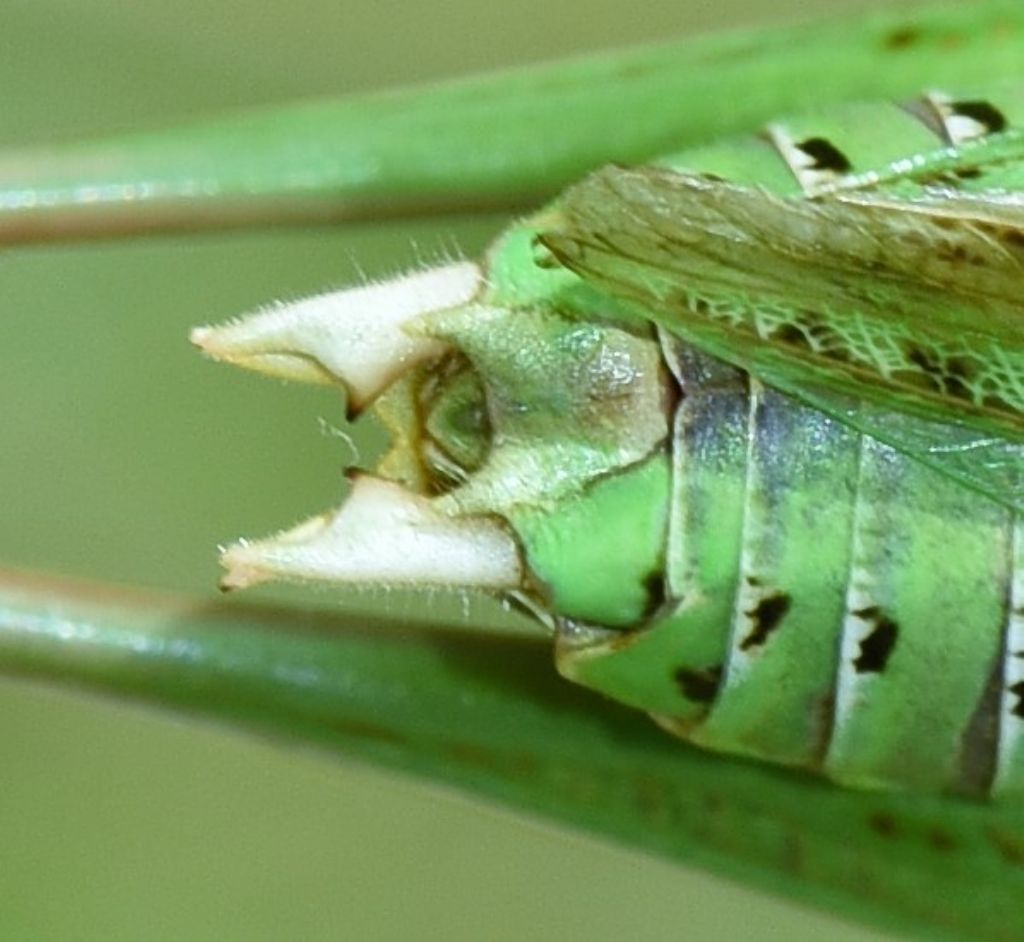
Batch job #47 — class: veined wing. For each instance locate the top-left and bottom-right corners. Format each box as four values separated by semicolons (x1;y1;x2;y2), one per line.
541;162;1024;508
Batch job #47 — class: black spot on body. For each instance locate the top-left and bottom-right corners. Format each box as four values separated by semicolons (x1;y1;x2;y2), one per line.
740;593;792;651
987;827;1024;867
674;665;723;703
928;827;957;853
641;571;668;619
851;607;899;674
796;137;853;174
868;811;901;838
951;100;1008;136
1009;680;1024;719
884;25;921;50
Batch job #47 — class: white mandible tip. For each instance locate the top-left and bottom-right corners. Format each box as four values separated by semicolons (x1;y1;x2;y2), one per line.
190;261;481;413
219;475;522;592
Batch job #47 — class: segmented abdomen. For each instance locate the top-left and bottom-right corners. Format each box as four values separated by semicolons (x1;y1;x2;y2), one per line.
671;336;1024;796
559;338;1022;796
553;84;1024;795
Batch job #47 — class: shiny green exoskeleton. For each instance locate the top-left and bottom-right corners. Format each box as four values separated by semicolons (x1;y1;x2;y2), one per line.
197;82;1024;800
534;86;1024;798
525;86;1024;797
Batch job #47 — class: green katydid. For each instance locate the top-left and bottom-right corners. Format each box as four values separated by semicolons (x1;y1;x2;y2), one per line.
7;2;1024;939
193;80;1024;798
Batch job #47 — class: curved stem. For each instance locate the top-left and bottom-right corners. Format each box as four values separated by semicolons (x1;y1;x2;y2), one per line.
0;2;1020;243
2;567;1024;942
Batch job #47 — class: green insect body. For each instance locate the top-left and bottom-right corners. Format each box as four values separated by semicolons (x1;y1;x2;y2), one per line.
194;83;1024;799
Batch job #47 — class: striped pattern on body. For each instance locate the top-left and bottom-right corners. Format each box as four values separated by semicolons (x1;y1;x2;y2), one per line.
556;85;1024;796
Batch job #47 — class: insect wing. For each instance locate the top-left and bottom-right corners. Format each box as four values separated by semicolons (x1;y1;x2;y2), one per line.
542;162;1024;507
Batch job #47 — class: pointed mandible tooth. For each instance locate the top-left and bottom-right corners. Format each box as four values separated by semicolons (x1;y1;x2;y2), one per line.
219;474;522;592
190;261;482;412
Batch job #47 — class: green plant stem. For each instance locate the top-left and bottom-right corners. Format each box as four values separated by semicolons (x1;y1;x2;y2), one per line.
0;2;1021;243
3;567;1024;942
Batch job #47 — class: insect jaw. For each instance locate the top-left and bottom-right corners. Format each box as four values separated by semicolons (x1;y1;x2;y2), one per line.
189;261;482;416
218;473;522;593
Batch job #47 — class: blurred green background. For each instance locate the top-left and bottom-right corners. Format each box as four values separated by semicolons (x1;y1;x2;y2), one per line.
0;1;927;939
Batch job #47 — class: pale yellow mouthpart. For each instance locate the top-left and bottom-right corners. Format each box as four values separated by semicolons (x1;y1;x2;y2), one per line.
219;475;522;592
190;261;482;411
